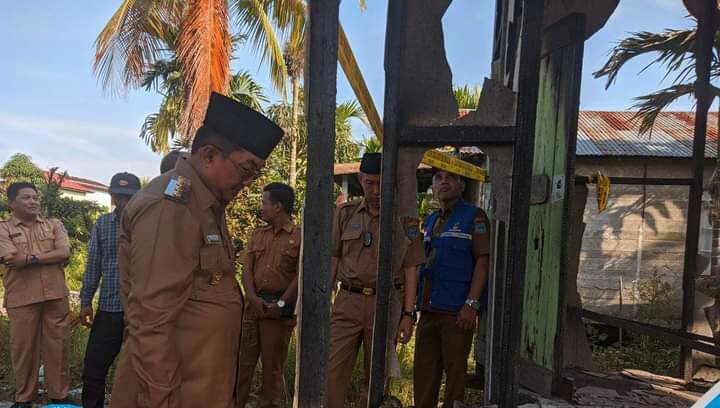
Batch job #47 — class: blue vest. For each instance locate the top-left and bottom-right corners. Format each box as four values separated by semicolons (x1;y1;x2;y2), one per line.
420;200;486;312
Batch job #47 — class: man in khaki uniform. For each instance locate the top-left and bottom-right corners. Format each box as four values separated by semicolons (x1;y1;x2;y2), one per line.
237;182;300;408
413;169;491;408
327;152;425;408
0;182;72;408
110;92;284;408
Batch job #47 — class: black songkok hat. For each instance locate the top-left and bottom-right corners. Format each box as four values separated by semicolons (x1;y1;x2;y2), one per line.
201;92;284;159
360;152;382;175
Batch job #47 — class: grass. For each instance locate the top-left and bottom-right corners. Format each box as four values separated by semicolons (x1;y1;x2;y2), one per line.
590;330;680;377
0;301;481;407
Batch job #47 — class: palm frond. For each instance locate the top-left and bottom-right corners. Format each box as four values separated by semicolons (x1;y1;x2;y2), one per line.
361;136;382;153
338;25;383;139
335;100;368;129
229;70;269;112
630;83;695;134
141;58;182;94
594;29;697;89
140;92;183;153
93;0;181;94
176;0;233;140
232;0;289;96
454;84;482;110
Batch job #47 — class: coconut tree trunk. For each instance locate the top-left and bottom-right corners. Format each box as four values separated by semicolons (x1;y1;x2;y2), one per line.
290;74;301;188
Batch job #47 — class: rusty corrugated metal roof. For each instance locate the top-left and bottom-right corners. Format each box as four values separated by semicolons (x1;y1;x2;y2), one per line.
577;111;719;158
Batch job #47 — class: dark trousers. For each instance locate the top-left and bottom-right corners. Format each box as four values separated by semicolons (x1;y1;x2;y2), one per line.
413;312;474;408
81;311;124;408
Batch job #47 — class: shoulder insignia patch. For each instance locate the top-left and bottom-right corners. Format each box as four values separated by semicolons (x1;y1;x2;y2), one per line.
406;226;420;240
164;176;191;203
403;217;421;240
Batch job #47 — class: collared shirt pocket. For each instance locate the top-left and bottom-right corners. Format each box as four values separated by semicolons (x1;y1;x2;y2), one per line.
8;232;29;253
199;246;232;278
280;239;300;271
340;227;362;258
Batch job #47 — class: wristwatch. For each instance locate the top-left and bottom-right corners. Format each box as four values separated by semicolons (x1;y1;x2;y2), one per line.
401;309;416;324
276;299;286;308
465;298;481;312
29;255;40;265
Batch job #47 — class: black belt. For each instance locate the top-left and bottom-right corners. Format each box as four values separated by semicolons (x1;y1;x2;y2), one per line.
339;282;404;296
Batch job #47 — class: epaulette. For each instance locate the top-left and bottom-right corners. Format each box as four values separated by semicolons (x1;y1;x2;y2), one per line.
164;176;191;203
337;198;362;212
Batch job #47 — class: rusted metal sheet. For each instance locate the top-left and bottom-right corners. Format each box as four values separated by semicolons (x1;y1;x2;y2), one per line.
576;111;719;158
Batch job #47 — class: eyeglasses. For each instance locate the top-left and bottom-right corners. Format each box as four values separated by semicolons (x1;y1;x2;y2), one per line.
227;157;262;181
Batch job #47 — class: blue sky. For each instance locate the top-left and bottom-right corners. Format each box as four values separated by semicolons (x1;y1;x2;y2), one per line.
0;0;703;183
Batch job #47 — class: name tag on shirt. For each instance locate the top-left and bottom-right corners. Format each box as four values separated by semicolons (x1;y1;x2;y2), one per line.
206;234;222;245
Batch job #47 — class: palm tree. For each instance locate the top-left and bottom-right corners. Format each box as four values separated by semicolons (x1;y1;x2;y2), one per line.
593;28;719;134
96;0;371;185
594;0;720;343
94;0;231;141
232;0;368;188
454;84;482;111
360;136;382;154
141;58;268;152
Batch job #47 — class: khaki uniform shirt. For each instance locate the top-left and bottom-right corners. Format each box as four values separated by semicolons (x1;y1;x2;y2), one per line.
110;157;242;408
0;216;70;308
242;222;300;295
331;198;425;287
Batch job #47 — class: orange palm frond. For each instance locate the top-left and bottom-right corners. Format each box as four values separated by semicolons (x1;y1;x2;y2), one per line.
177;0;233;140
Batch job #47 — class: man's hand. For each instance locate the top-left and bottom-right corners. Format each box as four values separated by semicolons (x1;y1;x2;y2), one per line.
80;306;94;328
248;295;266;316
397;316;414;344
3;252;28;268
264;303;282;319
456;305;477;331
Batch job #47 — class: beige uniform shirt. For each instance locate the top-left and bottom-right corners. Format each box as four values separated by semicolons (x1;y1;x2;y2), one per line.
0;216;70;308
110;157;243;408
242;222;300;295
331;198;425;287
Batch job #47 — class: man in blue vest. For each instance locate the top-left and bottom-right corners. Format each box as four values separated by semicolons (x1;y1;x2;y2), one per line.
413;168;490;408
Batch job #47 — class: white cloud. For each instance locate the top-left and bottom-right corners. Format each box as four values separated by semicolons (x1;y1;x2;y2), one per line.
0;112;161;183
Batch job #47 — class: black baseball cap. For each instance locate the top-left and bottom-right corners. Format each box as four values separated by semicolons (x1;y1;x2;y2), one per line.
108;172;141;196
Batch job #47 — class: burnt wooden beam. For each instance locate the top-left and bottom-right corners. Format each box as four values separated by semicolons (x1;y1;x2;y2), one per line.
500;1;546;407
367;1;406;407
519;358;554;397
295;0;339;406
399;125;515;147
572;307;720;357
574;176;695;186
484;221;507;404
680;0;717;382
553;13;587;397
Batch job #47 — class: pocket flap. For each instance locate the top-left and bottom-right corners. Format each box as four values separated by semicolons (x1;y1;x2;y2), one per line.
341;228;362;241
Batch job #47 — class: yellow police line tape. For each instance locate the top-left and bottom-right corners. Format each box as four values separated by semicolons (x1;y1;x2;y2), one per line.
586;171;610;213
421;150;487;182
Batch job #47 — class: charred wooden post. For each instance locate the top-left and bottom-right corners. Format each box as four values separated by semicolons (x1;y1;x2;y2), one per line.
367;1;406;407
500;0;546;406
681;0;719;382
295;0;340;406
